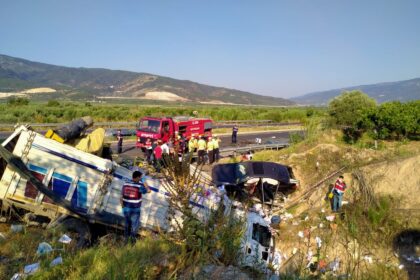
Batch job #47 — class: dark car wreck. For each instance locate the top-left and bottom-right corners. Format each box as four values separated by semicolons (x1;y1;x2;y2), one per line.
211;161;298;206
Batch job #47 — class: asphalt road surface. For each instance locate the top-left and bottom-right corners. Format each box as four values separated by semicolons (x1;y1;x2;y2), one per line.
0;129;300;160
112;130;299;159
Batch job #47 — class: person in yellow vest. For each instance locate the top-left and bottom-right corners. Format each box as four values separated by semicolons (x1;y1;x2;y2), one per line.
213;135;221;163
207;136;215;164
188;136;197;156
197;136;207;165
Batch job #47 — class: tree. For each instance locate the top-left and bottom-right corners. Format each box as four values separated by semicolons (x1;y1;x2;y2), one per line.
328;90;377;128
374;101;420;139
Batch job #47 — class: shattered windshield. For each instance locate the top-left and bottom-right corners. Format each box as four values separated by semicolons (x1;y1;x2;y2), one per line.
252;223;272;247
138;120;161;133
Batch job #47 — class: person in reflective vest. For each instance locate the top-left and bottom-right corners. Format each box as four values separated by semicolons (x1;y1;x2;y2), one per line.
207;136;215;164
120;171;150;243
332;175;347;212
213;135;221;162
197;136;207;165
188;136;197;153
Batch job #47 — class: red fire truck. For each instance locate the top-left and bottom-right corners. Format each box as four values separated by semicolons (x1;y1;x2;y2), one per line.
136;116;213;149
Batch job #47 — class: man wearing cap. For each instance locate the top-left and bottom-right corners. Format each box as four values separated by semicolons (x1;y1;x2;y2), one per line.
120;171;151;243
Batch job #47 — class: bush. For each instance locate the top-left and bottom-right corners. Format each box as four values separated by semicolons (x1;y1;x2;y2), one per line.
7;97;30;106
46;100;60;107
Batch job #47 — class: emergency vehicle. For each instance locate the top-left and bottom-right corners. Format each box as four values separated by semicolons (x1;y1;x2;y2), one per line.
135;116;212;149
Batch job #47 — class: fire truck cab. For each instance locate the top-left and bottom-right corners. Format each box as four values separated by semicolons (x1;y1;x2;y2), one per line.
136;116;212;149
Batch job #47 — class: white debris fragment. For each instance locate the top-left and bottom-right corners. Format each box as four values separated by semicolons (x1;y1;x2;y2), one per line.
58;234;72;244
292;221;299;226
363;255;373;264
292;248;298;254
398;264;404;270
321;208;325;213
341;201;349;205
329;259;340;272
306;250;313;262
304;216;309;221
315;236;322;248
281;212;293;220
405;256;415;262
10;273;22;280
50;256;63;267
326;215;335;222
272;251;282;270
10;224;24;233
24;262;40;275
319;223;324;228
298;231;304;238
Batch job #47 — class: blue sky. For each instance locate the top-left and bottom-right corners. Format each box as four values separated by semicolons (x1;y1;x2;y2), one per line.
1;0;419;98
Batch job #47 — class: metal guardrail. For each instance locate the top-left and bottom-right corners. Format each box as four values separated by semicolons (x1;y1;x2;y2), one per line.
220;143;289;154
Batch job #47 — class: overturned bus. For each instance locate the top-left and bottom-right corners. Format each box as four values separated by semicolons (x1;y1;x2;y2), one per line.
0;125;276;267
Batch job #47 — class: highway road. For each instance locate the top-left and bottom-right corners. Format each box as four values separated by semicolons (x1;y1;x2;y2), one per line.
112;130;300;159
0;128;301;159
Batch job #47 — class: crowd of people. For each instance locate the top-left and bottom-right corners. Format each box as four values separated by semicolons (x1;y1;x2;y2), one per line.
130;133;223;171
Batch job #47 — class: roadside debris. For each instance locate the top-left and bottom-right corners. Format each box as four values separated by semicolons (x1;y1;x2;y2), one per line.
329;258;340;272
50;256;63;267
58;234;72;244
325;215;335;222
24;262;40;275
10;224;24;233
10;273;22;280
363;255;373;264
36;242;53;255
315;236;322;248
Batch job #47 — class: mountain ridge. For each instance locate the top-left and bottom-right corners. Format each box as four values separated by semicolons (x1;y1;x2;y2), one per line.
291;77;420;105
0;54;294;105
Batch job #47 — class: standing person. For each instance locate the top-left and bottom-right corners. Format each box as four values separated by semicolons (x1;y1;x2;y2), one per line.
153;140;163;172
213;135;221;162
207;136;215;164
332;175;347;212
188;136;197;160
197;136;207;165
120;171;151;243
117;129;123;154
232;126;238;144
145;138;153;164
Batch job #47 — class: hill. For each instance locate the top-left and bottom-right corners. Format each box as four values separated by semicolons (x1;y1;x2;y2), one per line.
291;78;420;105
0;54;294;106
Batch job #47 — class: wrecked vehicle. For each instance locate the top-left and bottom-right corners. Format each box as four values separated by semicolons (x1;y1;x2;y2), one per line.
0;125;275;267
211;161;298;206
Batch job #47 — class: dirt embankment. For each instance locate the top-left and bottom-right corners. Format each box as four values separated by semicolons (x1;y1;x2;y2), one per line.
354;155;420;209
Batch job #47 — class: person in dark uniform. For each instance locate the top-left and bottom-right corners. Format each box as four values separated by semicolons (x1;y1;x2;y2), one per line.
117;129;123;154
232;126;238;144
120;171;150;243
